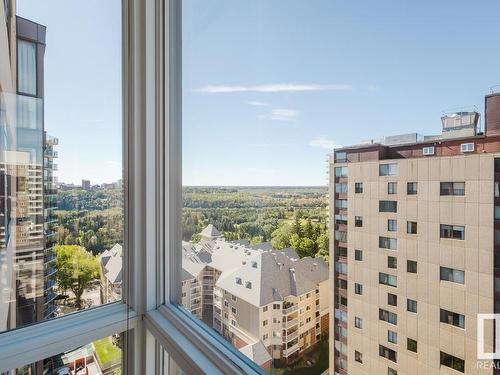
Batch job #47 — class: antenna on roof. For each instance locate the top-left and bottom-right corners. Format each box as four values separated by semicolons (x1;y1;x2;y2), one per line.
489;85;500;94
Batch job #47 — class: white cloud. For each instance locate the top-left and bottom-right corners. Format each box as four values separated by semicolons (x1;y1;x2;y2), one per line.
258;108;299;121
309;137;340;150
193;83;352;93
247;101;269;106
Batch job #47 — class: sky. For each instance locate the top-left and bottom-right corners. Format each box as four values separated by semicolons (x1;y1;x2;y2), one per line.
17;1;500;186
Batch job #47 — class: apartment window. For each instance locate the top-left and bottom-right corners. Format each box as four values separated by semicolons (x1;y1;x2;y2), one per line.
422;146;435;155
460;142;474;153
273;303;280;310
263;320;268;327
388;368;398;375
231;295;237;302
335;214;348;225
335;152;347;162
355;249;363;261
354;283;363;295
379;345;397;363
407;338;417;353
335;182;348;193
380;163;398;176
407;299;417;313
335;309;348;323
440;351;465;373
231;320;237;327
388;330;397;344
379;272;397;287
440;182;465;196
388;293;397;306
355;350;363;363
440;266;465;284
336;279;348;290
263;306;268;312
440;224;465;240
388;219;397;232
407;182;417;195
407;260;417;274
263;334;268;340
379;309;397;325
306;317;311;323
496;181;500;197
231;307;237;314
337;247;348;257
355;216;363;227
379;236;397;250
335;262;348;274
335;166;348;177
355;317;363;329
440;309;465;329
17;39;37;95
379;200;397;213
407;221;417;234
355;182;363;193
335;199;348;209
388;182;397;194
335;230;347;242
306;305;311;311
387;256;397;269
496;206;500;220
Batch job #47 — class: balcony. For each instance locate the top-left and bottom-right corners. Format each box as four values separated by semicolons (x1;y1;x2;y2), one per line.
282;318;298;328
283;343;299;357
284;330;298;342
282;304;298;315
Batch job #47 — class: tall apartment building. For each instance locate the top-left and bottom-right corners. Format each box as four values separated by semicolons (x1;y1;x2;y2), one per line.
181;226;330;371
0;0;57;341
329;93;500;374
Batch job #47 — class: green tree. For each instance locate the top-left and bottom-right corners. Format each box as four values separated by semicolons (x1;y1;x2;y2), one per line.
271;224;293;249
304;218;314;239
292;216;303;237
55;245;100;309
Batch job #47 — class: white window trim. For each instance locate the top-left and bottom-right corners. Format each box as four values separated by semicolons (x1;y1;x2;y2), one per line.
0;0;265;373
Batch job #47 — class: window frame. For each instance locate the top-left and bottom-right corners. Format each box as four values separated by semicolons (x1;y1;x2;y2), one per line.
0;1;265;374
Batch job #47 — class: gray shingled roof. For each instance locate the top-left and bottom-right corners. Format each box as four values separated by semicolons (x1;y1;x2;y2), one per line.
200;224;221;238
100;244;123;284
239;341;272;366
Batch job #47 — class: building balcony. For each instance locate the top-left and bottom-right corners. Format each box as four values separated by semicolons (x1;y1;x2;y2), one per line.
282;318;298;328
283;343;299;357
284;330;298;342
282;304;298;315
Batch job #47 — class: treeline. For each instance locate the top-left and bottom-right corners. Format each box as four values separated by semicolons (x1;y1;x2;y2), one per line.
182;187;328;261
58;188;123;211
56;207;123;255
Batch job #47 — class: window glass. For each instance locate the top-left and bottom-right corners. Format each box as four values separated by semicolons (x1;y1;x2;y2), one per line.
387;293;397;306
379;163;397;176
355;249;363;261
387;256;397;269
379;200;397;213
354;182;363;193
17;39;37;95
379;236;397;250
440;182;465;196
12;334;122;375
387;219;397;232
440;224;465;240
388;330;397;344
407;260;417;274
387;182;397;194
407;221;417;234
1;0;123;334
407;182;417;195
407;299;417;313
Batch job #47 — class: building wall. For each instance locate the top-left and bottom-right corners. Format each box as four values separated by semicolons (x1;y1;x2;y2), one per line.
331;153;496;374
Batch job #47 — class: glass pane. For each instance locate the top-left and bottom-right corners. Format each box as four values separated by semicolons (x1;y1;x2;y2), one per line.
181;2;330;372
0;0;123;333
9;334;122;375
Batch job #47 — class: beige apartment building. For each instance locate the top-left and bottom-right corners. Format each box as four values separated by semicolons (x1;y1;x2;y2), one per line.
181;226;330;371
329;93;500;375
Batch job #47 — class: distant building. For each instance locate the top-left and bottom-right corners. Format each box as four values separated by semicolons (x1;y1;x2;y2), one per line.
181;225;330;370
199;223;223;242
99;244;123;304
329;93;500;374
82;179;91;190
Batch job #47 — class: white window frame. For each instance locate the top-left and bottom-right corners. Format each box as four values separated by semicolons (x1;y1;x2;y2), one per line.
422;146;435;155
0;0;265;374
460;142;474;152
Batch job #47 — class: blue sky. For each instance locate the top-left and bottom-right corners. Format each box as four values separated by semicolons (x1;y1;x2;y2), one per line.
17;1;500;186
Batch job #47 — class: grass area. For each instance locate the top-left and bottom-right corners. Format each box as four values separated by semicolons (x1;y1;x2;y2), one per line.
270;340;329;375
93;336;121;366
